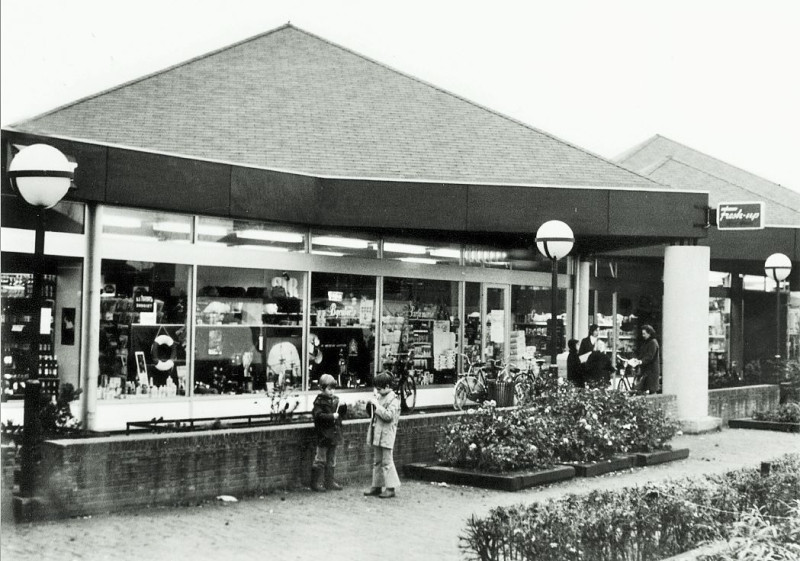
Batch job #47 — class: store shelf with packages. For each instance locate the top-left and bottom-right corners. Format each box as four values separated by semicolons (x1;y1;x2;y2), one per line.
2;273;58;400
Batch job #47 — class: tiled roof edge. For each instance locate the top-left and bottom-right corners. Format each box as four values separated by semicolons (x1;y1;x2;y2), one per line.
9;23;295;128
613;134;662;164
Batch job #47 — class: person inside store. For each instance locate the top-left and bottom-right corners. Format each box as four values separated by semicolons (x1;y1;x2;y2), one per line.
584;338;615;388
577;324;600;381
632;324;660;394
566;338;582;387
311;374;345;492
363;372;401;499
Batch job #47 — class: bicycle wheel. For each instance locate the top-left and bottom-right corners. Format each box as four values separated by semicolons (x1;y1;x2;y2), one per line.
453;379;470;410
400;375;417;413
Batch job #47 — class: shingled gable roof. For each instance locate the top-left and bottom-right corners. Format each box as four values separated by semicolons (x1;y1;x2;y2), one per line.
9;24;665;190
617;135;800;226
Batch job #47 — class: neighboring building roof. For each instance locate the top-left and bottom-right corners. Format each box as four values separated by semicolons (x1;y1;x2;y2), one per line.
617;135;800;227
8;24;665;190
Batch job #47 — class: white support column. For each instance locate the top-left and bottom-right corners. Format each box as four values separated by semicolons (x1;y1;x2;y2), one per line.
662;245;720;433
80;204;102;431
572;259;591;340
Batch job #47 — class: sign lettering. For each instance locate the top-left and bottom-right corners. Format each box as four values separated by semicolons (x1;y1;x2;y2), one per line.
717;202;764;230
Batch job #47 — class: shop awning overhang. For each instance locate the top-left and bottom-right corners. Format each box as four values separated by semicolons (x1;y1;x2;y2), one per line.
1;130;709;254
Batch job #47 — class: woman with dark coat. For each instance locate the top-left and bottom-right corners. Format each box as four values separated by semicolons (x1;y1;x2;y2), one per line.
634;324;660;394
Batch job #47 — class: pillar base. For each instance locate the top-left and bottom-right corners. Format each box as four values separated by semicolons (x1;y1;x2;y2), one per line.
680;416;722;434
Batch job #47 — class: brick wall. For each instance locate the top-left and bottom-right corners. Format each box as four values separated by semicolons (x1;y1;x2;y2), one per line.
30;411;455;519
2;444;17;521
709;384;779;423
642;393;678;419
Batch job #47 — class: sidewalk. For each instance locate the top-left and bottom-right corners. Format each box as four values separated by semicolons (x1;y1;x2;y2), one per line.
2;428;798;561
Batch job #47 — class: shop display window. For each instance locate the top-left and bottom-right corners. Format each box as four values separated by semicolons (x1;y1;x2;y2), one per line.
382;239;461;266
511;284;567;362
98;260;190;399
197;216;306;252
311;232;378;259
310;272;376;389
1;195;85;234
381;277;459;385
463;283;482;365
102;207;192;243
195;267;305;395
709;297;730;374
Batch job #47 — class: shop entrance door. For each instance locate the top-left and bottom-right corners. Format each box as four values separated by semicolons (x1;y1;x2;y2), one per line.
482;284;509;364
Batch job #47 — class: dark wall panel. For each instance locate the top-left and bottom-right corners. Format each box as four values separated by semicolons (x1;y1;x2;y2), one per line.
316;179;468;230
466;185;608;235
608;191;707;238
106;149;230;215
708;227;798;261
231;167;317;224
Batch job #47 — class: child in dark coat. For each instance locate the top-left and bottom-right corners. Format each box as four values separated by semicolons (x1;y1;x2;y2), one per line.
311;374;345;492
566;338;581;387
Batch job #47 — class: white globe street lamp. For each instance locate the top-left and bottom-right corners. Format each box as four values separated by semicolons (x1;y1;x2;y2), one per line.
764;253;793;358
7;144;75;498
535;220;575;366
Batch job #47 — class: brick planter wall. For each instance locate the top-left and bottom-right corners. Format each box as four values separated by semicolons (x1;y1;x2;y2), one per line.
2;444;17;521
28;411;455;519
708;385;779;423
642;393;678;419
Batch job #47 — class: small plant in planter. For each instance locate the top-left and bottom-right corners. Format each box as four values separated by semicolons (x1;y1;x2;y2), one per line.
753;402;800;423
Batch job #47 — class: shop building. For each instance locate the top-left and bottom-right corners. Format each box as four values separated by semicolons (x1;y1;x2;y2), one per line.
2;25;712;431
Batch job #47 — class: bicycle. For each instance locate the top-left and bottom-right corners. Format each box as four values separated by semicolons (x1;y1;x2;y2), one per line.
614;356;640;392
382;351;417;414
453;356;515;410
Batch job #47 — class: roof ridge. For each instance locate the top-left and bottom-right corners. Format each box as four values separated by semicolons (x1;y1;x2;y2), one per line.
10;23;295;128
284;26;670;190
651;134;800;198
663;157;800;215
613;134;662;164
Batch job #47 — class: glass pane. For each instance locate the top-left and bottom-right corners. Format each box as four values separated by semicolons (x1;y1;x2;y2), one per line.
311;233;378;259
102;207;192;243
381;277;459;385
383;239;461;266
510;285;553;369
310;272;376;389
709;297;730;374
197;216;305;253
464;245;565;272
99;260;190;400
1;255;83;401
195;267;305;394
1;194;85;234
485;287;507;362
464;283;482;365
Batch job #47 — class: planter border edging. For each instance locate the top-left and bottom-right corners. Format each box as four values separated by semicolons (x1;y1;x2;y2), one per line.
634;448;690;467
559;454;636;477
403;463;575;491
728;418;800;433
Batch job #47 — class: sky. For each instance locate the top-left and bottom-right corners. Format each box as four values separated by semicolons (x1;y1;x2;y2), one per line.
2;0;799;193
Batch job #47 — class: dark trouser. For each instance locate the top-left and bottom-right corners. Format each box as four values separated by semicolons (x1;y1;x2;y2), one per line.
313;445;337;469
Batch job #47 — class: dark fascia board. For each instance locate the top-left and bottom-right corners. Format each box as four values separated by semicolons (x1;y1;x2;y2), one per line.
707;227;799;262
1;130;708;246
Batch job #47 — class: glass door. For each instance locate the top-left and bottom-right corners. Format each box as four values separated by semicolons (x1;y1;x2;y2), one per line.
482;284;509;364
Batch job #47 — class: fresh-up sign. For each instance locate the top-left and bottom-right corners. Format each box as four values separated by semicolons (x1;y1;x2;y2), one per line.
717;202;764;230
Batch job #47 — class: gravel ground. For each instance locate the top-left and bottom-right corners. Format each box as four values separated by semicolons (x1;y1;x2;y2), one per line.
2;428;798;561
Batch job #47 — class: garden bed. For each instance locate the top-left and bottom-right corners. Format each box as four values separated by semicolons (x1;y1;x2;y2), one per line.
559;454;636;477
728;418;800;433
404;462;575;491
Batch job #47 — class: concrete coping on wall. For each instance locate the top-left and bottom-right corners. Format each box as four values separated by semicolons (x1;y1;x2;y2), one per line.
43;408;469;447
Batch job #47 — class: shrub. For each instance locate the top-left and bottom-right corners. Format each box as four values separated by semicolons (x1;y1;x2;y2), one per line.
753;402;800;423
437;383;679;471
460;453;800;561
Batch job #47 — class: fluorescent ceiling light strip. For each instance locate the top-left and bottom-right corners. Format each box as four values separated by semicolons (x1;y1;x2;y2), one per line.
398;257;438;265
311;250;346;257
428;248;461;259
236;230;304;243
104;215;142;228
238;245;291;253
102;233;159;243
198;224;230;236
152;221;191;234
312;236;370;249
384;242;427;254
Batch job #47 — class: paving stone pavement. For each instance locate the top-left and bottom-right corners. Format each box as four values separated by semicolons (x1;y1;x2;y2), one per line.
1;428;798;561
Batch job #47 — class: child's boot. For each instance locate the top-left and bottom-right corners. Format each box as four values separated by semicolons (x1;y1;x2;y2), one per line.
363;487;382;496
311;467;326;492
324;466;343;491
379;487;396;499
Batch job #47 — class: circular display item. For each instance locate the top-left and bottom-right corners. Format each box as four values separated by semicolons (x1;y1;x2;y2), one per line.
152;333;177;371
267;342;301;384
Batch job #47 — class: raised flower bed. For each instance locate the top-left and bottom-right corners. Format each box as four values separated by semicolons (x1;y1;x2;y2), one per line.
729;402;800;433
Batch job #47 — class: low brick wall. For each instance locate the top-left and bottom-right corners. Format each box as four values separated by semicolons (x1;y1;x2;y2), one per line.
642;394;678;419
708;385;779;423
2;444;16;522
29;411;455;519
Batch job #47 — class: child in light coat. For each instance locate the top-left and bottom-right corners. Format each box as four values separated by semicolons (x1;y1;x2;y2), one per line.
363;372;401;499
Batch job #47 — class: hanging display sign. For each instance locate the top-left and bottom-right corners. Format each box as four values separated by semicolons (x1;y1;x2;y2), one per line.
717;202;764;230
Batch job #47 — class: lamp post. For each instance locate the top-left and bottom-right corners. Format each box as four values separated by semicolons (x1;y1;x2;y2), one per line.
535;220;574;367
8;144;75;497
764;253;792;359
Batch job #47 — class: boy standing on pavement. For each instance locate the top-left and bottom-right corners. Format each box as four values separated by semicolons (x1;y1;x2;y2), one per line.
363;372;401;499
311;374;344;492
